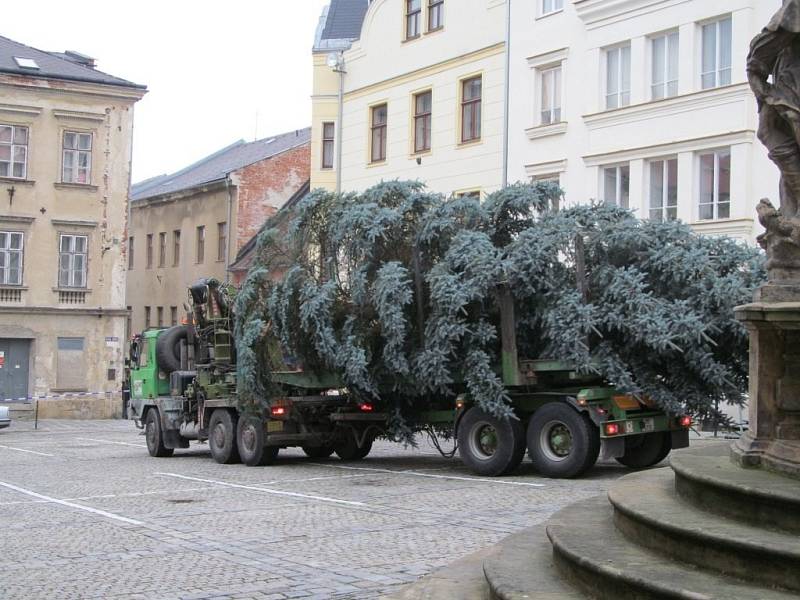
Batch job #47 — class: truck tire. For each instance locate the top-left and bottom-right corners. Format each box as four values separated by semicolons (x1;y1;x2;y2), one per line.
237;415;279;466
457;407;526;476
209;409;240;464
615;432;671;468
334;434;373;461
155;325;190;374
527;402;599;478
303;445;335;459
145;408;173;458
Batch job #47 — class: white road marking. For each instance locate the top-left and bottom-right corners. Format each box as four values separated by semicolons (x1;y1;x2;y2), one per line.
0;444;54;457
0;480;143;525
156;472;369;507
0;486;215;507
313;463;547;487
76;437;147;449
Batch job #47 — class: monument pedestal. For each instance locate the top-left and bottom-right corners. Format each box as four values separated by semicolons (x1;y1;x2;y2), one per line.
732;294;800;478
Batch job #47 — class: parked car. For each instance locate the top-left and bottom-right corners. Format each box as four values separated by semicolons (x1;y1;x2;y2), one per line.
0;406;10;429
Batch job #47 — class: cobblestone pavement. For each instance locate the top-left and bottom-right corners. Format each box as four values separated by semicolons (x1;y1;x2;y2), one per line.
1;418;659;599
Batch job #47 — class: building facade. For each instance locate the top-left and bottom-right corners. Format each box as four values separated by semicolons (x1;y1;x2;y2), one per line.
0;36;145;415
510;0;780;242
127;129;310;335
312;0;508;198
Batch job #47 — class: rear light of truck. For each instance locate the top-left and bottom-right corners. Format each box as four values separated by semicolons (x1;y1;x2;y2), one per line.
359;403;374;412
271;406;287;417
604;422;620;436
678;415;692;428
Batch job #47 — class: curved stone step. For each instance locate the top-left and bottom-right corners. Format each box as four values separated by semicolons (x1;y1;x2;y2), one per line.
547;495;798;600
608;467;800;591
671;446;800;533
482;527;583;600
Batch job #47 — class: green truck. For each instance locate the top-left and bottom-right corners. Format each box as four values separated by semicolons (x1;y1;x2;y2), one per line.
127;279;690;478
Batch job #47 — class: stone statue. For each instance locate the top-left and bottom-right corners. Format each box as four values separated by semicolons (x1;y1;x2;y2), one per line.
748;0;800;283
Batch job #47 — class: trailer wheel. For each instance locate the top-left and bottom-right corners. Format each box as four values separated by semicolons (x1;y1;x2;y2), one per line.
209;409;240;464
145;408;173;458
303;445;335;459
457;407;526;477
155;325;190;374
527;403;599;478
615;432;671;468
237;415;279;466
334;433;373;461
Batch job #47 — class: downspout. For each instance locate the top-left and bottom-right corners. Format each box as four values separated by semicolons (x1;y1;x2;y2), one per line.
224;176;233;284
501;0;511;188
335;62;345;195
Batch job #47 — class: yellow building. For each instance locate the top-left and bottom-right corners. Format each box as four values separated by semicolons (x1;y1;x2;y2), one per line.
0;36;145;417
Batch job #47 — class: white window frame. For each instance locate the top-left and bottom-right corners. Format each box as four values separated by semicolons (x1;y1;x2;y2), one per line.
648;157;679;222
651;31;679;100
0;231;24;285
58;233;88;288
539;65;563;126
601;164;630;209
697;148;731;221
0;124;28;179
540;0;563;17
62;131;92;184
701;16;732;90
605;44;631;110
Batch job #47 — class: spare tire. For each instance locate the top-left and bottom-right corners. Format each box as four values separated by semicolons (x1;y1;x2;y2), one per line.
155;325;190;373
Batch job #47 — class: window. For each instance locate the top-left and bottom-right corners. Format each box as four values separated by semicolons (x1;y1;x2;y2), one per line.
540;66;562;125
146;233;153;269
414;91;432;153
62;131;92;184
196;225;205;263
698;149;731;220
170;306;178;327
57;337;86;390
0;231;23;285
541;0;563;16
602;165;630;209
455;190;480;199
370;104;388;163
217;221;227;262
157;306;164;328
428;0;444;30
652;32;679;100
321;122;335;169
606;45;631;109
144;306;151;329
0;125;28;179
158;232;166;267
58;234;87;288
702;17;732;89
649;158;678;222
461;76;482;143
172;230;181;266
128;236;134;270
406;0;421;39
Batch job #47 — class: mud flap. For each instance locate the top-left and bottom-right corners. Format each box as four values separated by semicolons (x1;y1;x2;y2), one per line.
600;437;625;459
671;429;690;450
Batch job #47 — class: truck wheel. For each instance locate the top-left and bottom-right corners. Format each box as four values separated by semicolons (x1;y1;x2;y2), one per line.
145;408;173;458
209;410;240;464
303;445;335;459
155;325;189;374
457;407;526;476
237;415;279;466
527;403;599;478
334;434;373;461
615;432;671;468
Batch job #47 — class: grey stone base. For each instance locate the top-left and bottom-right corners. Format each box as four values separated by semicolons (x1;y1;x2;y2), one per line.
732;432;800;480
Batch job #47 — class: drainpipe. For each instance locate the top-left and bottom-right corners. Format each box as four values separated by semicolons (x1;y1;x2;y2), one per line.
501;0;511;188
224;176;233;284
335;57;346;195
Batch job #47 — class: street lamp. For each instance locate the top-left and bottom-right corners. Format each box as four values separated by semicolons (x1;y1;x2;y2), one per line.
327;52;346;194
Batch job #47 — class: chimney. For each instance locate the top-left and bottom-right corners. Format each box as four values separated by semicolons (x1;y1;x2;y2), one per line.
64;50;96;69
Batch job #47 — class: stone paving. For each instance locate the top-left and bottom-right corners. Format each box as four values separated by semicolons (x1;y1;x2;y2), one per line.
0;419;646;599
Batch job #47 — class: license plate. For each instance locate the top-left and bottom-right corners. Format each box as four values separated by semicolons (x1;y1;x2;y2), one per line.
641;418;655;432
267;420;283;432
625;421;634;434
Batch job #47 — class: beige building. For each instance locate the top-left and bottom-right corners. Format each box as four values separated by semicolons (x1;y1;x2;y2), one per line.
127;129;310;335
0;35;145;416
312;0;507;197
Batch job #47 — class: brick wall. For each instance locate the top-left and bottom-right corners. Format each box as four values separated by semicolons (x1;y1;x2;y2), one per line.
234;141;310;252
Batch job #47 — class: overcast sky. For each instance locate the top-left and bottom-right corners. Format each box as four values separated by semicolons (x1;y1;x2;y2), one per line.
4;0;330;183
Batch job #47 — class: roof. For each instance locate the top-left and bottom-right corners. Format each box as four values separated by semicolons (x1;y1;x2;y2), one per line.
0;34;145;90
229;179;311;273
131;128;311;202
314;0;369;51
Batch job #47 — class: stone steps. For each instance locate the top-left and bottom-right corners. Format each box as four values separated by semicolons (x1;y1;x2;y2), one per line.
609;468;800;592
547;494;798;600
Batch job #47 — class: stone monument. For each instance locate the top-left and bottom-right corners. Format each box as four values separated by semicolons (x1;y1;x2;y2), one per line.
733;0;800;477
